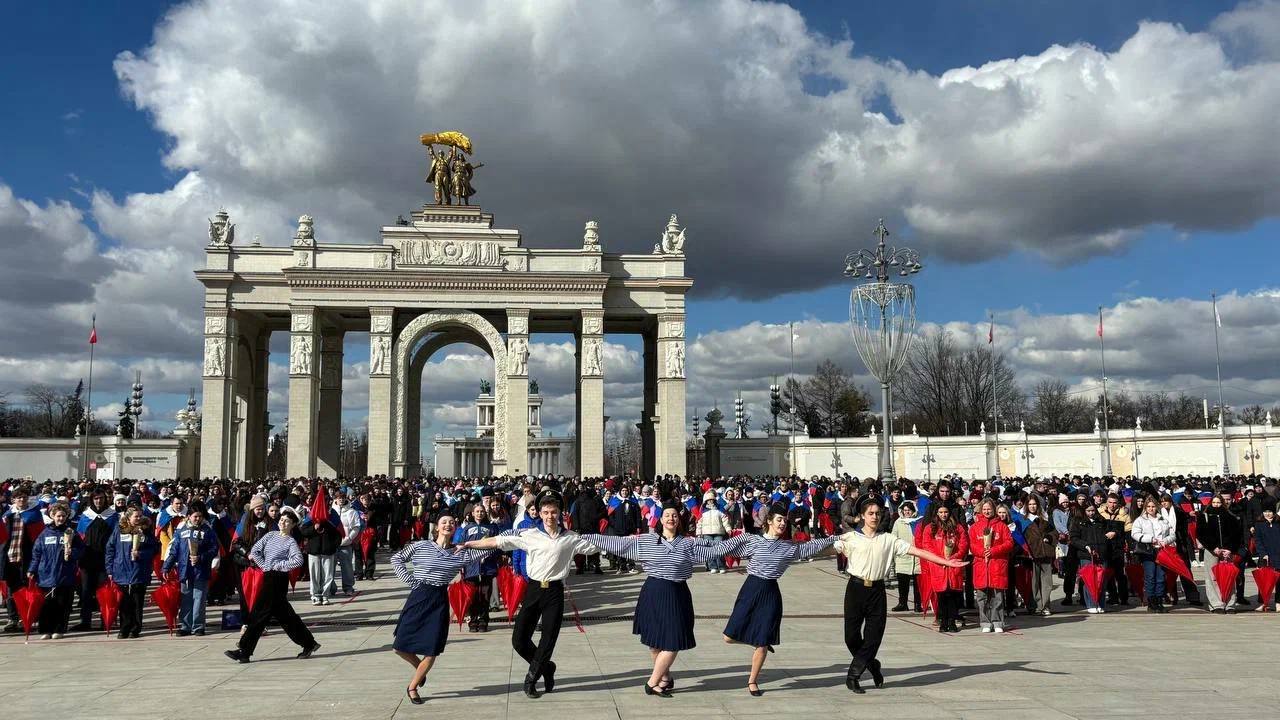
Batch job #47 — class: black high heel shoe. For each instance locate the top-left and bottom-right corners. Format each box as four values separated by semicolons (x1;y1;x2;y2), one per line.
406;685;425;705
644;682;672;698
748;681;763;697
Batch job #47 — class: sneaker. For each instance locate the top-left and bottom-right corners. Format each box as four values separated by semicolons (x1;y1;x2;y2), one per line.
320;597;330;605
311;599;321;606
993;627;1005;633
981;626;993;633
1041;609;1052;617
40;633;52;640
51;633;63;639
629;568;639;574
1086;608;1098;614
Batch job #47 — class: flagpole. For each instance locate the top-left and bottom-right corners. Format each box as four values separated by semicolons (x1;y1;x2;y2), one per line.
1212;292;1229;475
1098;306;1112;476
789;321;796;478
990;312;1000;480
82;314;96;481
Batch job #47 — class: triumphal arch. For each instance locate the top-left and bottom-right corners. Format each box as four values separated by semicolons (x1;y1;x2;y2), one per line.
195;134;690;480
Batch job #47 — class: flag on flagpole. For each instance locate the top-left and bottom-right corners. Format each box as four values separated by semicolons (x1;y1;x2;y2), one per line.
1214;304;1222;328
1096;309;1103;338
987;315;994;344
89;314;97;345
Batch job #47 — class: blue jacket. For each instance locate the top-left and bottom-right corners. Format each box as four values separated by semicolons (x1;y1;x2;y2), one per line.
161;522;220;582
105;527;160;586
453;522;501;578
28;524;84;588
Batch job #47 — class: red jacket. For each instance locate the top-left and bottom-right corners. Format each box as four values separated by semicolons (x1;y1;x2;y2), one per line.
918;522;969;591
968;515;1015;590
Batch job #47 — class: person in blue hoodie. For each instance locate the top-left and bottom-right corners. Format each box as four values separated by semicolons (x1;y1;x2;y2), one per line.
161;500;220;636
453;503;502;632
27;501;83;639
105;505;159;638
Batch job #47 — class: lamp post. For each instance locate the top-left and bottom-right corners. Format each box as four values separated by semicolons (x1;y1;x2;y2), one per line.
1020;424;1034;477
1244;423;1261;475
844;219;922;481
921;435;935;481
1131;421;1142;479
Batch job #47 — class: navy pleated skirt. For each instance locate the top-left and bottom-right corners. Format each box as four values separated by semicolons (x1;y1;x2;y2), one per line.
394;583;450;656
723;574;783;647
634;576;697;651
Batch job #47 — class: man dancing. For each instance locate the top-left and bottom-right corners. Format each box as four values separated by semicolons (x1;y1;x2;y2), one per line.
460;490;600;698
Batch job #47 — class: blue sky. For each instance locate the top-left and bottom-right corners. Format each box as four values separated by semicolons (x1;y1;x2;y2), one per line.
1;0;1277;447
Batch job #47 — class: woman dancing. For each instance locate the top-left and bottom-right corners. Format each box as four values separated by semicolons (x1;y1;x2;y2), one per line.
837;496;967;693
721;503;837;696
580;502;742;698
390;512;494;704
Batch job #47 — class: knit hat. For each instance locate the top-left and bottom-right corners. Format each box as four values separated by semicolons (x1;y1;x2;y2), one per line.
249;494;267;511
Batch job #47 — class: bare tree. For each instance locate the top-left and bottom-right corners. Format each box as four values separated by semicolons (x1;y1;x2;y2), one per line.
782;360;872;438
894;328;1023;436
1029;378;1093;433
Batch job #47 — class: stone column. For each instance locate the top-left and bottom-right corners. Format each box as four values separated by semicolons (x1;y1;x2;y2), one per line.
367;308;394;477
505;309;531;475
246;331;270;480
199;311;234;478
286;307;320;478
576;310;605;478
656;314;687;477
640;330;658;481
316;329;344;478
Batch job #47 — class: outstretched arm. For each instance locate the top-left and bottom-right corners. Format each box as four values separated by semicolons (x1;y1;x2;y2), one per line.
907;545;969;568
459;536;504;551
580;533;638;560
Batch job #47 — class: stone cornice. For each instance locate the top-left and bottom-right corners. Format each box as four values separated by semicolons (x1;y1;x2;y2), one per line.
286;269;610;293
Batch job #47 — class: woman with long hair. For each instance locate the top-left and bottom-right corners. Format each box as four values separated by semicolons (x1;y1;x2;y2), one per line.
580;503;742;697
390;512;494;704
720;503;836;696
917;502;970;633
1131;497;1175;613
890;501;922;613
104;504;159;638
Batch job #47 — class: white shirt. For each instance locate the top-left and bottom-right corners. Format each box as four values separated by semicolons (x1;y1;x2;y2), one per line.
834;529;912;581
493;527;599;582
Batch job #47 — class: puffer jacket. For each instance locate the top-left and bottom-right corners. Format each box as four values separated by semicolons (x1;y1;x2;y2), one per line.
696;507;732;536
1197;507;1243;553
29;523;84;588
968;515;1015;590
1069;514;1110;561
105;524;160;585
918;521;968;591
1023;516;1057;563
1130;513;1175;556
1253;518;1280;563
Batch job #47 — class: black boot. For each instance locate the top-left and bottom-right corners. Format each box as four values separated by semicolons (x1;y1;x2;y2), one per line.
846;661;865;694
523;673;541;699
868;659;884;688
542;661;556;693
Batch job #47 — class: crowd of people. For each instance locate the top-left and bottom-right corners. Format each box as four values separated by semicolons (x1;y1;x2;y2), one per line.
2;470;1277;697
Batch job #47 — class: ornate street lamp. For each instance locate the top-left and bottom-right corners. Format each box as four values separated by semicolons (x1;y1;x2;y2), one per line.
845;219;922;480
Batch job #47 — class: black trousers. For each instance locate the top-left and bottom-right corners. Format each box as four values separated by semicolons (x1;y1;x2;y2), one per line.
467;576;492;629
512;581;564;680
238;571;315;657
938;589;962;624
78;566;108;625
38;585;74;634
894;573;921;608
963;565;976;608
1104;556;1128;603
843;579;887;677
119;583;147;636
3;563;25;625
356;544;377;579
1061;552;1079;600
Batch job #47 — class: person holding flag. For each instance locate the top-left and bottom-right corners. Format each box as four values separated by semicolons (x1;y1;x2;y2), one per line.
299;482;344;605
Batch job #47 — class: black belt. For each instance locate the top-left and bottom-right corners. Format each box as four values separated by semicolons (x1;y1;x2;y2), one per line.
531;579;564;589
848;575;885;587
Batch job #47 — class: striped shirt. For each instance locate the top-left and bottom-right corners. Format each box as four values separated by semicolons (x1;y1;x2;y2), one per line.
731;534;837;580
581;533;740;582
250;531;304;572
391;540;491;588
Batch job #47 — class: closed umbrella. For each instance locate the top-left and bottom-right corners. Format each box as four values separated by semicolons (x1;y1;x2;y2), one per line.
1252;565;1278;608
1155;546;1193;581
1211;559;1240;603
496;565;514;609
359;527;376;558
447;580;475;629
240;566;264;613
96;580;124;635
151;578;181;635
1079;563;1109;607
13;580;45;641
504;574;528;621
1015;564;1034;605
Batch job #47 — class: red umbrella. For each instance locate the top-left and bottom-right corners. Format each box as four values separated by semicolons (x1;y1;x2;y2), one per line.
1125;562;1146;601
240;566;264;613
413;519;426;540
1079;563;1109;607
918;569;935;615
496;565;514;609
13;580;45;641
724;528;743;569
504;574;528;621
818;514;834;536
151;578;181;635
1186;520;1199;548
151;553;163;579
0;579;8;605
1211;559;1240;603
96;580;124;634
1155;546;1193;581
447;580;475;628
1252;566;1279;608
398;527;413;545
288;566;302;591
1015;565;1034;605
359;527;376;557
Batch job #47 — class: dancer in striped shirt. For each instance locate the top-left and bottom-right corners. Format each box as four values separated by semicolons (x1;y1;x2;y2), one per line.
224;507;320;664
390;512;493;704
721;503;838;696
581;502;742;698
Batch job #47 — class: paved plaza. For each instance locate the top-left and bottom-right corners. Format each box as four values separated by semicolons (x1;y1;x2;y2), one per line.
0;559;1273;720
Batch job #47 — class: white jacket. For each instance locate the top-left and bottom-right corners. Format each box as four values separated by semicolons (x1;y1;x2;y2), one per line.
1130;513;1175;548
697;508;732;536
338;505;364;546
